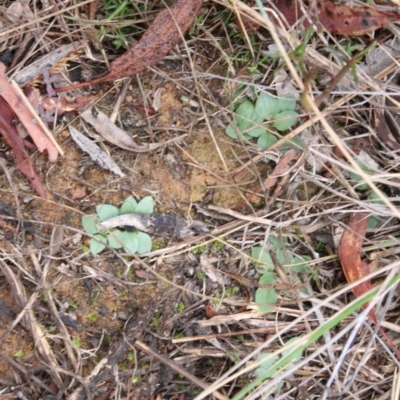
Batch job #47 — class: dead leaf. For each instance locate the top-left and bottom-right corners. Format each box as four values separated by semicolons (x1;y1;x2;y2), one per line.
338;212;400;359
274;0;400;36
264;148;298;189
57;0;203;91
134;269;154;280
68;126;125;178
0;62;61;161
0;97;46;198
25;86;99;123
338;212;370;298
68;185;87;200
42;94;100;114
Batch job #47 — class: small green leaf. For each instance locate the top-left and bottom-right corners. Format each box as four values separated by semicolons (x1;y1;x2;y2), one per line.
120;196;138;214
96;204;120;222
136;231;152;254
367;190;387;205
90;234;107;254
255;92;280;120
252;247;274;271
292;29;313;58
353;182;369;191
254;351;284;394
259;272;277;285
268;236;284;250
281;336;303;371
255;287;277;313
72;337;82;347
236;101;262;131
14;349;25;359
350;159;375;191
272;111;298;131
247;127;266;138
107;229;124;249
290;255;311;273
82;215;99;235
225;123;239;139
121;231;138;254
368;216;380;229
257;132;278;149
277;94;296;112
135;196;154;214
280;136;305;153
276;249;288;265
255;352;280;378
282;336;303;360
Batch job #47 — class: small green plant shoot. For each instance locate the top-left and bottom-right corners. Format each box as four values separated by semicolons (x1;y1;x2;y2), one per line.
100;0;139;49
350;159;388;228
367;189;388;229
350;159;376;191
254;336;303;395
252;236;313;313
82;196;153;255
14;349;25;359
225;92;300;149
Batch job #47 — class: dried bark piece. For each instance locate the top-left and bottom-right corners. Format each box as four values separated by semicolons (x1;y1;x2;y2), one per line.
57;0;203;91
274;0;400;36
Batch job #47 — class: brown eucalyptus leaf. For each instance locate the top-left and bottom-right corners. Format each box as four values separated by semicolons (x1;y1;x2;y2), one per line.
0;97;46;198
0;63;60;162
338;211;400;360
274;0;400;36
338;212;371;299
58;0;203;91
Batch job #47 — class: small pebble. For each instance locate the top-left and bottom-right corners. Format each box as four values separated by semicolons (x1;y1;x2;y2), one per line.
98;306;109;316
118;311;128;321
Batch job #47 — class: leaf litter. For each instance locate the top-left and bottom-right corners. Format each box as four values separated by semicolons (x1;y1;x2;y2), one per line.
274;0;400;36
2;0;400;398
